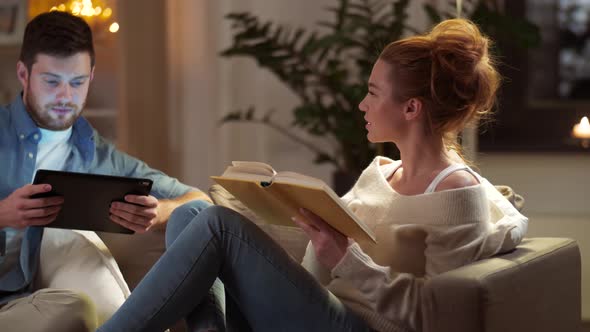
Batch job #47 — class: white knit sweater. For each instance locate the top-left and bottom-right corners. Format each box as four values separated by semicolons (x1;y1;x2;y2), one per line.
301;156;528;332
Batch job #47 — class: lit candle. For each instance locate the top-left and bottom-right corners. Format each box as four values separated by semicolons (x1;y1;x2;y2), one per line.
572;116;590;139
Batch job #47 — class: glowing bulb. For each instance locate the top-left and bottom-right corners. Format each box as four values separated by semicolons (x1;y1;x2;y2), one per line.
109;22;119;33
80;0;95;17
58;4;66;11
102;7;112;18
50;6;58;11
94;6;102;15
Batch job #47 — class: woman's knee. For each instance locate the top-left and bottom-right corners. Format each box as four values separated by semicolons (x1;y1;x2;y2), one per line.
196;205;253;234
166;200;212;247
168;204;250;247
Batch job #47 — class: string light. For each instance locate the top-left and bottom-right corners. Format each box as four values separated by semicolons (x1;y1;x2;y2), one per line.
50;0;118;34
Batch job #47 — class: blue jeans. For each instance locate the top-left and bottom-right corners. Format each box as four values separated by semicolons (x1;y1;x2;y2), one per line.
98;200;373;332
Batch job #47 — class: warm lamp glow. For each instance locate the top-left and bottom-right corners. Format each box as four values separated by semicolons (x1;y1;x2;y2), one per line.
572;116;590;139
572;116;590;148
47;1;117;35
102;7;112;18
80;0;96;17
58;0;107;18
109;22;119;33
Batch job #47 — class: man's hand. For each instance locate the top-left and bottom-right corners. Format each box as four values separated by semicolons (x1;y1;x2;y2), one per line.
291;208;349;270
0;184;63;229
109;194;159;234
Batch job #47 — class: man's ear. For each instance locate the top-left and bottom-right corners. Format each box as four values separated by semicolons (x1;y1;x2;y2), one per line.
16;61;29;89
90;66;95;82
403;98;423;121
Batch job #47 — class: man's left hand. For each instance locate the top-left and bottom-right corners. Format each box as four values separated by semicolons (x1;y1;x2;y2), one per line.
109;194;159;233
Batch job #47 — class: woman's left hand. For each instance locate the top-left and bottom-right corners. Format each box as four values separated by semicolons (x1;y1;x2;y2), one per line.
292;208;349;270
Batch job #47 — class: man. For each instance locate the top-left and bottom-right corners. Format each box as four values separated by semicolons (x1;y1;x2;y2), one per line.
0;11;210;331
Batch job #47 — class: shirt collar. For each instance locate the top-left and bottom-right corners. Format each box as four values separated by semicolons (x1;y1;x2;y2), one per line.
9;93;39;140
72;115;95;163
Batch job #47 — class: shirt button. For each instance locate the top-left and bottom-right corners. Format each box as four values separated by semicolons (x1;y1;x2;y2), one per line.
28;152;33;159
33;134;39;140
19;134;24;140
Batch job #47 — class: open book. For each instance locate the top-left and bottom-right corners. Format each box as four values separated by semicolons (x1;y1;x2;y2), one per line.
211;161;376;244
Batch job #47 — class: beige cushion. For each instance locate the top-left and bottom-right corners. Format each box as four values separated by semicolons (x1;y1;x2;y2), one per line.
39;229;130;323
494;184;525;212
96;231;167;290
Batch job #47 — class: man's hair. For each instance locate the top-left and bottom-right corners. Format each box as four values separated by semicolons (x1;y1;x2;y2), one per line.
19;11;95;71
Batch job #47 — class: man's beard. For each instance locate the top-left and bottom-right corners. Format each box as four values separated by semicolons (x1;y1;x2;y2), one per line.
25;89;84;131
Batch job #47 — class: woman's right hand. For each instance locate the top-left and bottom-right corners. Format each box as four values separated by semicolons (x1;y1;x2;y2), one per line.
292;208;350;270
0;184;63;228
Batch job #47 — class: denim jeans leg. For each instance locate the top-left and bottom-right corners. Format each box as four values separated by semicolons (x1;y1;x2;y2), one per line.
165;200;211;248
225;290;253;332
165;200;226;332
184;278;226;332
98;202;372;332
208;207;371;332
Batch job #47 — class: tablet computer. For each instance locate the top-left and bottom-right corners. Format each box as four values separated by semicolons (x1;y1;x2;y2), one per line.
32;170;153;234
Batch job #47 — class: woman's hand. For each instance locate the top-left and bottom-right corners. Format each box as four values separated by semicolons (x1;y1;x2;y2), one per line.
292;208;349;270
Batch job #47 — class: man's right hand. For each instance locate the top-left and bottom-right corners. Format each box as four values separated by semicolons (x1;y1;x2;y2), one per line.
0;184;64;229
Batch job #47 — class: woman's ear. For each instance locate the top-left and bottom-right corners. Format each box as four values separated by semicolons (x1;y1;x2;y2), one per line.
403;98;423;121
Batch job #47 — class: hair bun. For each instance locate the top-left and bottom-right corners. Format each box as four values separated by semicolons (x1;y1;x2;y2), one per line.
378;18;500;143
427;19;498;123
430;19;489;68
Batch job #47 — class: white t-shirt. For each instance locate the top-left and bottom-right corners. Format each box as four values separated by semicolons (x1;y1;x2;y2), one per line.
34;127;73;177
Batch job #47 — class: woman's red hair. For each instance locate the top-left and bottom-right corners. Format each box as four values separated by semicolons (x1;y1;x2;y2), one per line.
379;19;500;147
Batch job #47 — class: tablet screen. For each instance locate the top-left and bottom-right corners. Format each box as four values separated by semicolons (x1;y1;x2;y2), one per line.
32;170;153;234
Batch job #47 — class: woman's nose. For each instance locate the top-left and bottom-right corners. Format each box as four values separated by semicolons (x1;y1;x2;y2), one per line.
358;96;368;112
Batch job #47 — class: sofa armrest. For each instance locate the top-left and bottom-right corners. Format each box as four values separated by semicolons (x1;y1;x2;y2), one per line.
421;237;581;332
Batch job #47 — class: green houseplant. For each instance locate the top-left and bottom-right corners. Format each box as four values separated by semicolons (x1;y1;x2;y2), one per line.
220;0;539;192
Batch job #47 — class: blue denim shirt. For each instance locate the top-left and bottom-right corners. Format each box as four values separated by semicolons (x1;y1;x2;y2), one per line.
0;94;197;303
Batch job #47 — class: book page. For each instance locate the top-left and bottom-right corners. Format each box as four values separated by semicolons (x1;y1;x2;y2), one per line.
211;176;298;227
224;162;325;188
230;161;276;176
274;172;325;188
269;182;376;243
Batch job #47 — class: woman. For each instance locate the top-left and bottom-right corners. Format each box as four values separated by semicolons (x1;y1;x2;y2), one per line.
98;18;527;332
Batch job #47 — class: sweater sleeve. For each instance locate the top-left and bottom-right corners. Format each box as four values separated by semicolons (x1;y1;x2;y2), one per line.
329;242;425;330
481;179;528;253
